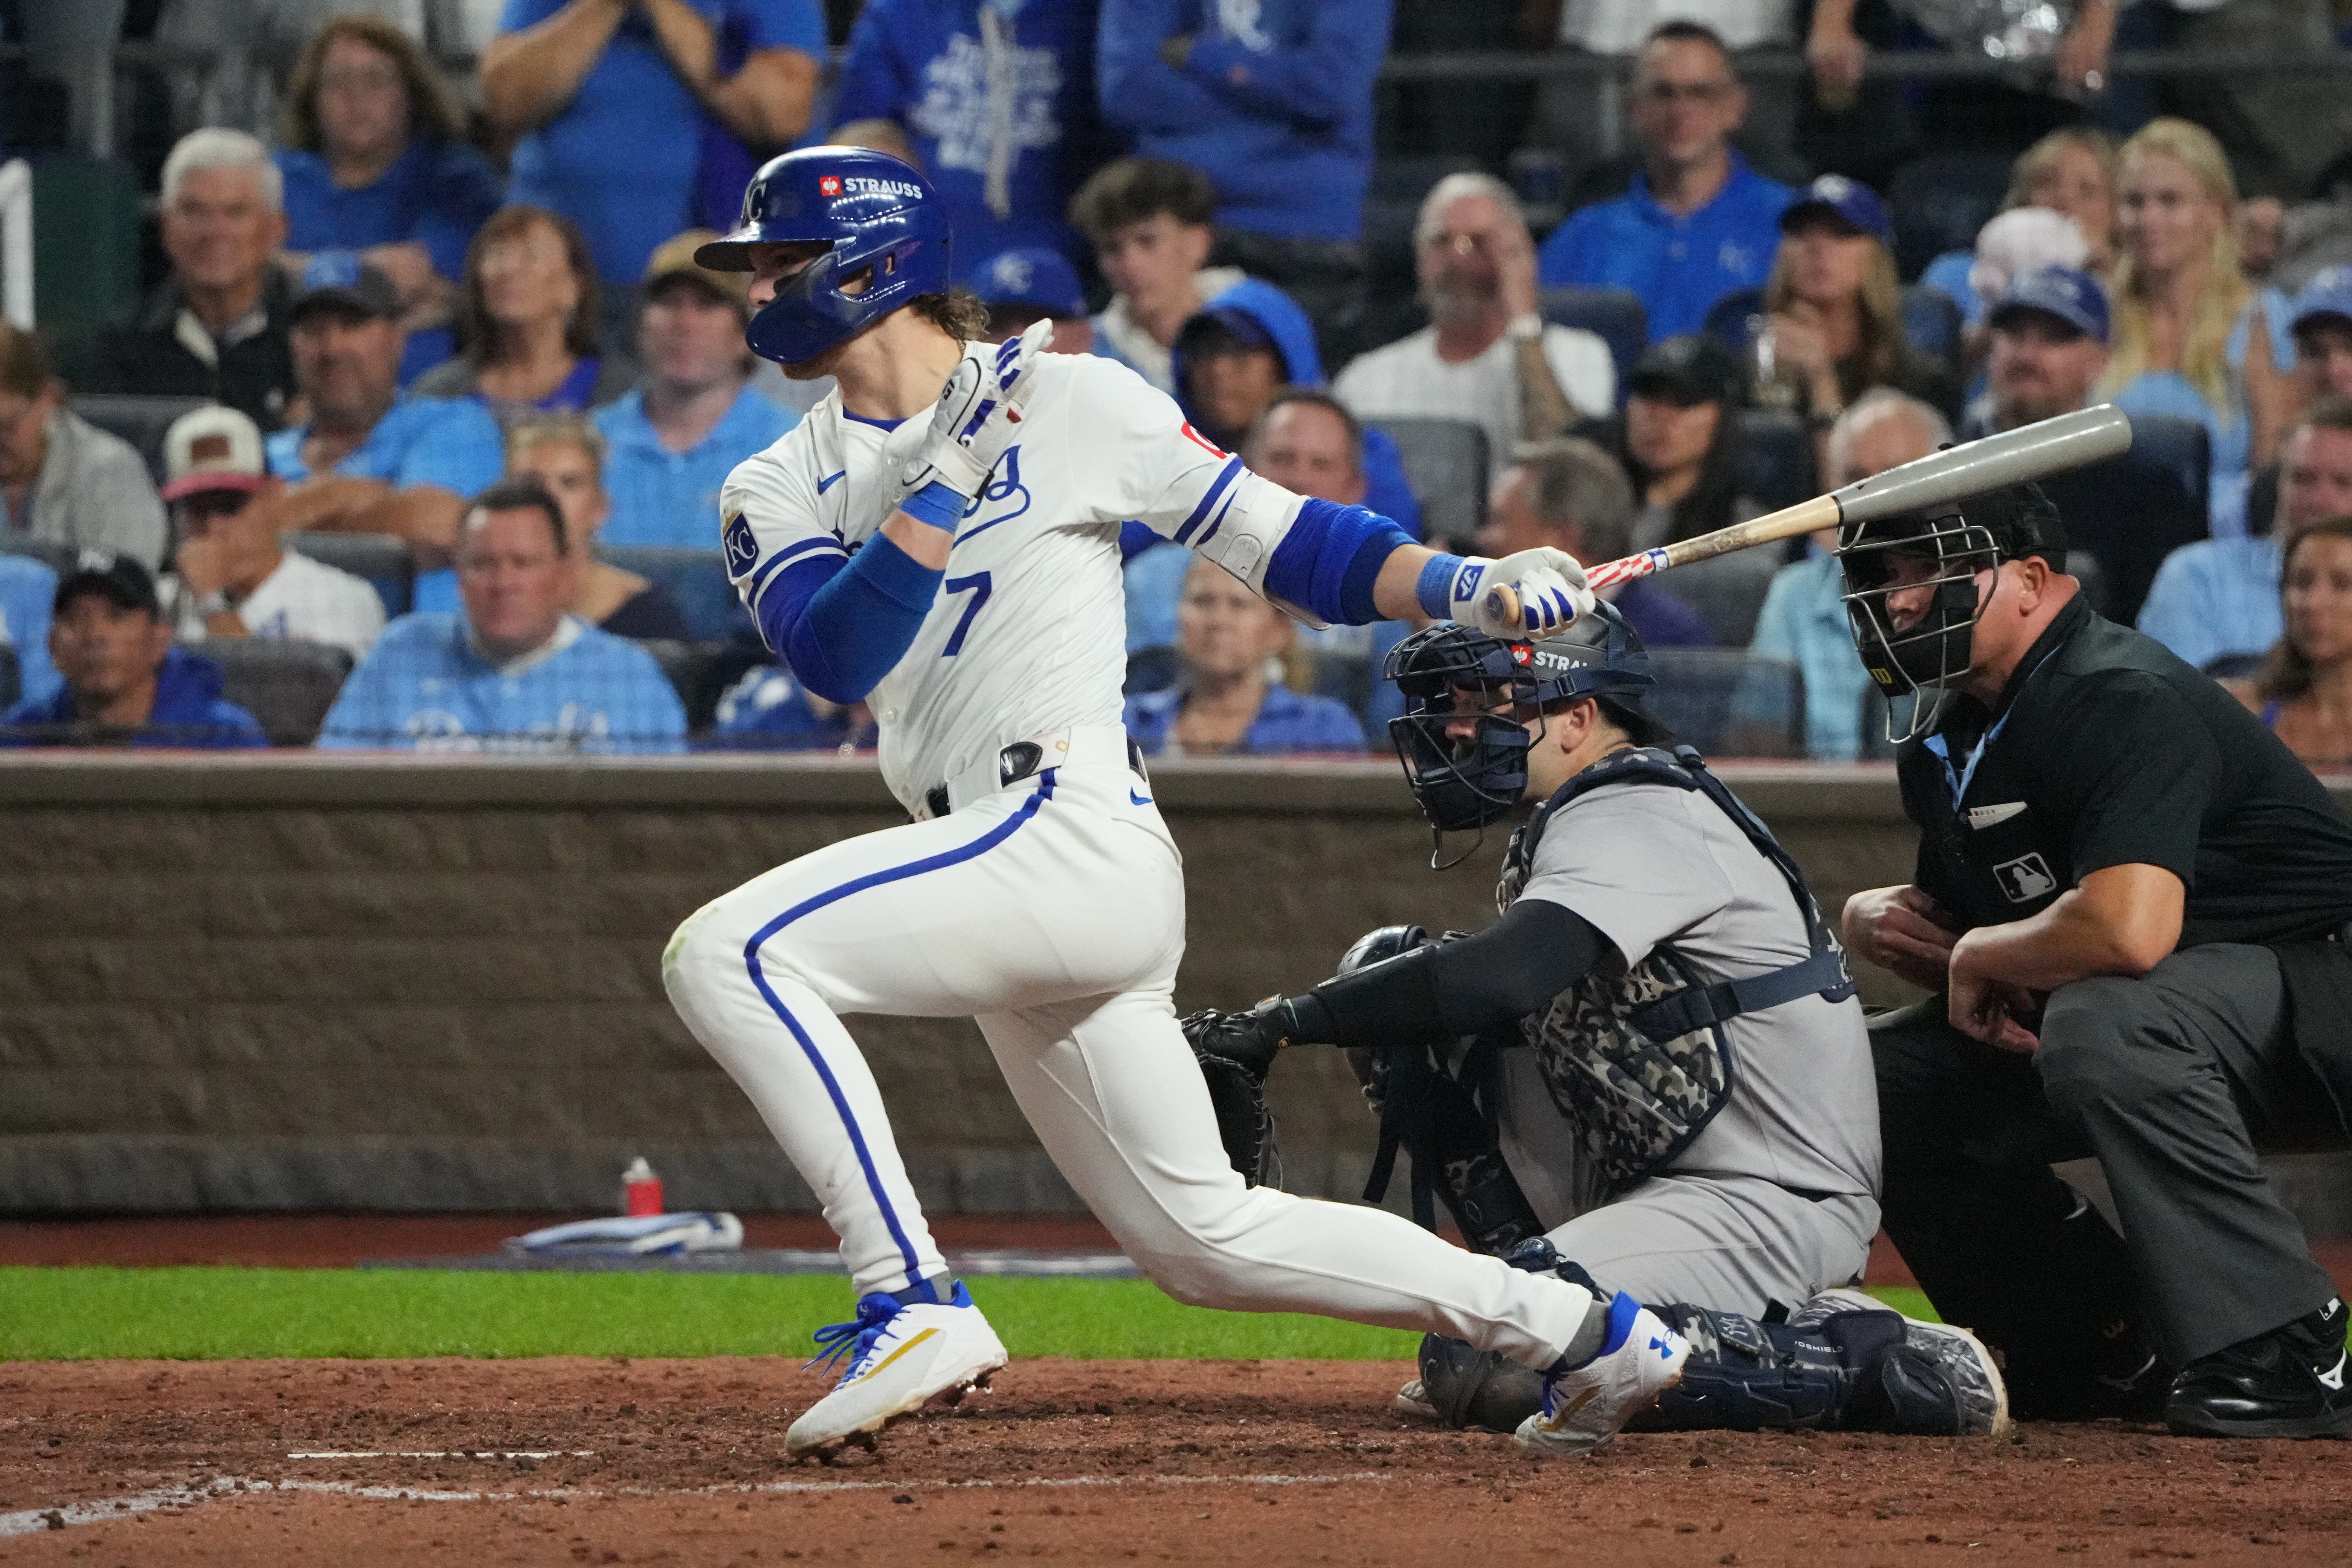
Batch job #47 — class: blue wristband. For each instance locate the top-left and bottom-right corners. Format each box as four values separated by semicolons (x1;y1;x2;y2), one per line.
1416;553;1469;620
898;480;969;533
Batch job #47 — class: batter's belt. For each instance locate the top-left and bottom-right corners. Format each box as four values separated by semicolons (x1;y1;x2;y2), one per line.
915;724;1149;820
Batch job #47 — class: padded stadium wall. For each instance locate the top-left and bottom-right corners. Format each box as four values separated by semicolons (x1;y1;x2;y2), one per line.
2;755;2346;1236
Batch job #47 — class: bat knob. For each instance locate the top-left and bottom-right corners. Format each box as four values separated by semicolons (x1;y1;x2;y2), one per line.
1481;582;1522;632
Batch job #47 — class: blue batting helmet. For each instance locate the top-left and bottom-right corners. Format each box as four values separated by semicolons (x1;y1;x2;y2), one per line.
1382;604;1655;835
695;147;952;367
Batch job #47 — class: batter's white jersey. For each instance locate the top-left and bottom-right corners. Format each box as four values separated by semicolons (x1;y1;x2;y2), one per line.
719;351;1300;814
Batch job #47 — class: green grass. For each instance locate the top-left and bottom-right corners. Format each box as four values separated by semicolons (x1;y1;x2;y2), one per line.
0;1267;1937;1362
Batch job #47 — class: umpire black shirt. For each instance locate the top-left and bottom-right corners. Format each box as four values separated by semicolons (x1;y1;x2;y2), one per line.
1896;592;2352;947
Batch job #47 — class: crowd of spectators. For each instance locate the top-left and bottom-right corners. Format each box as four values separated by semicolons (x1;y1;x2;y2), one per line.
4;4;2352;769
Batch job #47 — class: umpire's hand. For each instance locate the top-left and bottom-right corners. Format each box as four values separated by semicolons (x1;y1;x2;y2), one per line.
1842;883;1961;995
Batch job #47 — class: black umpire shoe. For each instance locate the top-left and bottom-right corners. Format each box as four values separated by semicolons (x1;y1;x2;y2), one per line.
2165;1298;2352;1439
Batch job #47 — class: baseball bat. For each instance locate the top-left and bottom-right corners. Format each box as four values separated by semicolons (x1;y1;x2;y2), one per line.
1483;403;2134;620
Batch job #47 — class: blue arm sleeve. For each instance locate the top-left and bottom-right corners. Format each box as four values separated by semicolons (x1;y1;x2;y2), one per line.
1260;498;1413;626
758;533;944;703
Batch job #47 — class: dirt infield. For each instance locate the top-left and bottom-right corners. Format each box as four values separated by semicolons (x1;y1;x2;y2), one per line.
4;1357;2349;1567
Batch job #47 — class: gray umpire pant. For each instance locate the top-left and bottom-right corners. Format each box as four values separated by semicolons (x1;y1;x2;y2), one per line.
1872;944;2341;1376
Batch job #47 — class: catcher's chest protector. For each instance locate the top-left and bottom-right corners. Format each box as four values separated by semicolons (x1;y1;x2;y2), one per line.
1497;746;1857;1189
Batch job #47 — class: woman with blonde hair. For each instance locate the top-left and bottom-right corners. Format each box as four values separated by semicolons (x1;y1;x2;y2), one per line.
412;205;635;420
2097;117;2293;536
1919;128;2121;336
2231;516;2352;771
274;15;503;384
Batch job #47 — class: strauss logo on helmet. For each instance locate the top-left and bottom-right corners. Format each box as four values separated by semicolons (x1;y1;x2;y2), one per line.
819;176;843;197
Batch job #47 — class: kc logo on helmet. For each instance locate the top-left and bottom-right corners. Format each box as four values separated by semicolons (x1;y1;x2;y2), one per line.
818;176;843;197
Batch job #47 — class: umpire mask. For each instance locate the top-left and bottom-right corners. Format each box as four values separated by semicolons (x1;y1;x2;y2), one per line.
1836;483;2066;744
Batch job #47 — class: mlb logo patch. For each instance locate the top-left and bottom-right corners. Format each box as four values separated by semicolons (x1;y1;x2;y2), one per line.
1992;852;2058;904
819;176;842;197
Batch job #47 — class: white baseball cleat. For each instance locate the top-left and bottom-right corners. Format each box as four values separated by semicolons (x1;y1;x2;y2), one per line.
785;1281;1008;1460
1514;1291;1690;1459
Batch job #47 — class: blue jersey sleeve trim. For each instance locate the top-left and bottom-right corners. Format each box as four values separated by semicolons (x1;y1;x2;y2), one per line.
1263;497;1413;625
758;533;943;703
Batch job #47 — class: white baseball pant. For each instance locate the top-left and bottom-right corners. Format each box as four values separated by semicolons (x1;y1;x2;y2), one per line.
662;754;1592;1370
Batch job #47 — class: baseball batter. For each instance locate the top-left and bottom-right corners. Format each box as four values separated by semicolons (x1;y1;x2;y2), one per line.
660;147;1689;1463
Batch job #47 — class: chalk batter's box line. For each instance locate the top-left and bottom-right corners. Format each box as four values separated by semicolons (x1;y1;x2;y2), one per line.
0;1469;1397;1537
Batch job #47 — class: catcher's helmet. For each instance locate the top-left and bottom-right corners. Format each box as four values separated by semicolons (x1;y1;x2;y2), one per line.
1836;481;2066;743
695;147;952;367
1383;602;1656;838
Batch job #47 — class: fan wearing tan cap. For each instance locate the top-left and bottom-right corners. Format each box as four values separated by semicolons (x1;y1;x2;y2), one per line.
159;406;387;662
591;230;795;550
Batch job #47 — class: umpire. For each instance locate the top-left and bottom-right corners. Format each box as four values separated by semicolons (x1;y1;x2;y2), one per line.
1838;482;2352;1438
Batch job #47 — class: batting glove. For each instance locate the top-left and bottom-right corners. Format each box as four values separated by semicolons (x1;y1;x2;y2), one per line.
1457;547;1597;639
901;318;1053;500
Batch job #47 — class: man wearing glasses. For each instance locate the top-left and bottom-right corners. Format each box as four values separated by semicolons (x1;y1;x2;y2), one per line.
1536;20;1796;343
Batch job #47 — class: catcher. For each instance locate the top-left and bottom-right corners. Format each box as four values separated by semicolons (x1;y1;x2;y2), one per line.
1186;602;2009;1437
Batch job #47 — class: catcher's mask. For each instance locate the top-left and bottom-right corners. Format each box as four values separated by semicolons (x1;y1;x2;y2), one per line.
1836;481;2067;744
1383;604;1657;863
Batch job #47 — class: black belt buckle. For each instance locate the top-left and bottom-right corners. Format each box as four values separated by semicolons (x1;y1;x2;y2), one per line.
924;784;950;819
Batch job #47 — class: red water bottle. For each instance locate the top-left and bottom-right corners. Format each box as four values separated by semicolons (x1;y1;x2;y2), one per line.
621;1156;663;1216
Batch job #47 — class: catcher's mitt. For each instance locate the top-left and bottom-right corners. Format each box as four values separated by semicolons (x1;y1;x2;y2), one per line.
1179;1005;1285;1188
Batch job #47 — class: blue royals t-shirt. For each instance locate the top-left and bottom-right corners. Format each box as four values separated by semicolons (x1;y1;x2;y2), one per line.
499;0;827;284
834;0;1109;277
317;612;687;752
1537;154;1797;344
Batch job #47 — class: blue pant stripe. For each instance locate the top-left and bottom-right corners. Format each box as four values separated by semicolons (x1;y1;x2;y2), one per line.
740;769;1058;1285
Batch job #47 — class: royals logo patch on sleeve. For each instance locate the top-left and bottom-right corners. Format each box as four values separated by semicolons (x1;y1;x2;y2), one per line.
723;511;761;579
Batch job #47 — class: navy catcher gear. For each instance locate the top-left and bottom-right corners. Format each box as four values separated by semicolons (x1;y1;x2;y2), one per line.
1382;604;1655;840
697;148;953;368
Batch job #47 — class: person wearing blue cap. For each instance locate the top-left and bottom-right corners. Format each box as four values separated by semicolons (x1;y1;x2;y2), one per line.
1974;266;2204;626
2289;267;2352;404
970;247;1097;356
1727;173;1959;428
1536;23;1796;344
832;0;1110;280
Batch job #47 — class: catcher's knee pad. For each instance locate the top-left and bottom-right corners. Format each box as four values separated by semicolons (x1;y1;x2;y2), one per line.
1640;1299;1994;1437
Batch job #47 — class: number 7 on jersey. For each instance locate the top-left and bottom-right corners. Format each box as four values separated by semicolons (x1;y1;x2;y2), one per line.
942;572;992;657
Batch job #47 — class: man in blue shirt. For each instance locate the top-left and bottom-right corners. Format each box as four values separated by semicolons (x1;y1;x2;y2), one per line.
480;0;826;290
595;231;796;548
2139;401;2352;674
1536;21;1795;344
1098;0;1389;332
318;476;687;752
833;0;1110;279
1;554;265;748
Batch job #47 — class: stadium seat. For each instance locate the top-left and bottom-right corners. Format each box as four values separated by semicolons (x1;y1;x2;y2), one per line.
1540;287;1647;396
31;156;144;340
0;537;77;575
2124;414;2213;522
1886;151;2014;283
1364;417;1490;547
1648;650;1805;758
285;532;415;620
1735;409;1818;513
1900;285;1963;368
639;638;730;732
1124;645;1178;697
598;546;747;644
206;638;354;747
0;642;17;710
71;393;216;488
